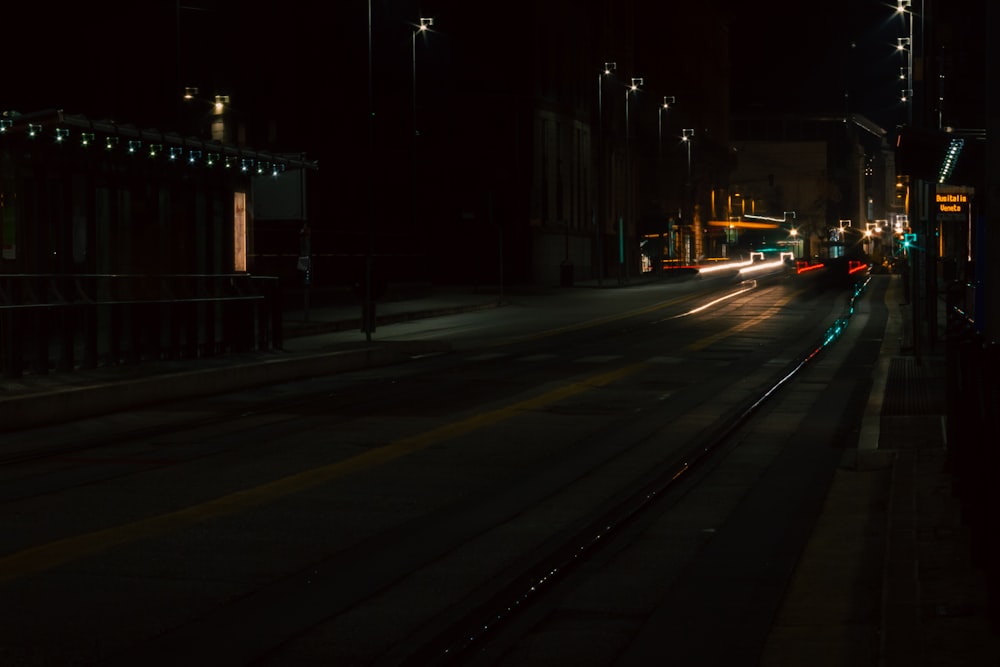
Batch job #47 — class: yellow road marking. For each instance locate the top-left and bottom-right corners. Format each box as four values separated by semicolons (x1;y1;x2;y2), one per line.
498;293;699;345
0;362;645;583
684;289;802;351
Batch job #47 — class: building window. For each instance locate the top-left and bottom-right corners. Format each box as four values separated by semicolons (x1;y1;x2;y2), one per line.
233;191;246;272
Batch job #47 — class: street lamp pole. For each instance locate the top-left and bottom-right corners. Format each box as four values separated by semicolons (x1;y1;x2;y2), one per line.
624;77;642;284
658;96;675;159
681;129;694;262
681;128;694;180
365;0;375;341
624;77;642;145
412;17;433;137
898;36;913;123
410;17;433;268
897;1;916;125
598;62;615;129
596;62;615;286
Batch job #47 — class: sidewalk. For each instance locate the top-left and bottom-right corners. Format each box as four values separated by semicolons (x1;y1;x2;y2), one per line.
761;273;1000;666
0;286;507;433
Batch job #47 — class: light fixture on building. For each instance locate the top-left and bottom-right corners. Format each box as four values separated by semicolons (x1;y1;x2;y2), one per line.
939;137;964;184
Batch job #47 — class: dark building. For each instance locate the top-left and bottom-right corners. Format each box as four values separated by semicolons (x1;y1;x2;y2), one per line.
729;113;894;265
321;1;735;288
0;109;317;377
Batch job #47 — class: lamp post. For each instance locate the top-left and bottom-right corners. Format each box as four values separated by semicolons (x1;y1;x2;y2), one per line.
897;0;914;124
624;77;643;145
410;17;433;265
681;128;694;181
656;96;675;266
365;0;375;341
623;77;642;283
681;129;694;262
412;17;433;137
783;211;799;258
598;62;616;127
897;36;913;122
596;62;615;286
658;96;675;158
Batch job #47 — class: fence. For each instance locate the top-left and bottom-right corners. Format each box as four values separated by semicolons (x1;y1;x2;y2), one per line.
945;279;1000;614
1;273;282;378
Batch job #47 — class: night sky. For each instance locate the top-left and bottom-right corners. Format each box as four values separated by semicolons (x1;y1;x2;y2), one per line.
2;1;912;158
2;2;327;153
726;0;910;130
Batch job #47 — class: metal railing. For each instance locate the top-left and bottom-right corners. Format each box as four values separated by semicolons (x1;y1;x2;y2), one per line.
945;279;1000;608
1;273;282;378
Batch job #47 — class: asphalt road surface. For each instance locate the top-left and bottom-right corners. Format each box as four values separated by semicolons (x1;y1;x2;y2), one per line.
0;269;884;666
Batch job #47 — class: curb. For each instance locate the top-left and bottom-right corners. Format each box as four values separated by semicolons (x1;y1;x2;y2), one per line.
0;340;451;433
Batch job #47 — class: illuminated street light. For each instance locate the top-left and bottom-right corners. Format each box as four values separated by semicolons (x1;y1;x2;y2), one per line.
681;128;694;180
409;16;434;257
896;0;916;124
412;17;433;137
658;95;675;158
596;62;616;286
365;0;375;341
598;61;616;128
623;77;642;282
624;77;643;143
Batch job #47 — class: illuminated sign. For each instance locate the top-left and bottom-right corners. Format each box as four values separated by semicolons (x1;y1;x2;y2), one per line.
936;191;969;216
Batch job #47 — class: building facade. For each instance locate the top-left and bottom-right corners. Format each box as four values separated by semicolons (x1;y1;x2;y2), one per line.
0;109;317;377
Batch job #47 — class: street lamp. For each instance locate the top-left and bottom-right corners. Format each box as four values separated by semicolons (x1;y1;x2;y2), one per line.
623;77;642;282
596;62;616;285
896;0;915;123
365;0;375;341
897;37;912;102
410;16;434;256
624;77;643;143
680;129;694;263
598;62;616;126
681;128;694;180
658;96;675;158
412;17;433;137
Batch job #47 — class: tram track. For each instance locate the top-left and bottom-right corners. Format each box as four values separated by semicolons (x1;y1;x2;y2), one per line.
386;277;873;666
0;275;880;666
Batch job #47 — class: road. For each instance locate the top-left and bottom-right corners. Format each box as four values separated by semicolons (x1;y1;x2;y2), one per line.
0;269;884;665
